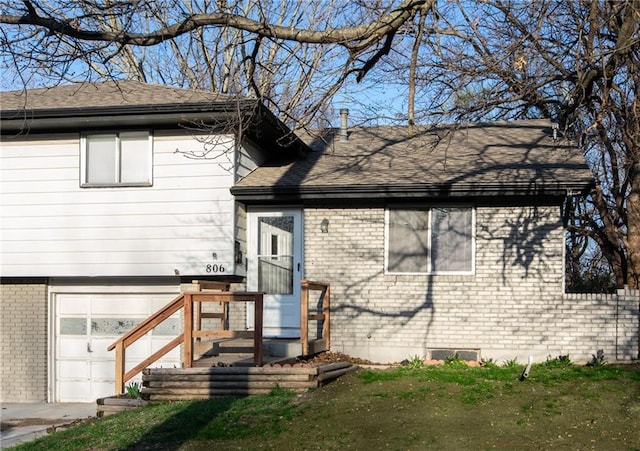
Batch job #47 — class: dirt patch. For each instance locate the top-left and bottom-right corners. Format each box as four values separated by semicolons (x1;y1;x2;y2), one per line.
299;351;379;365
1;417;91;435
1;418;54;430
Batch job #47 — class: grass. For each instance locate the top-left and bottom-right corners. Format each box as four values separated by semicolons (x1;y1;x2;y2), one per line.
14;362;640;450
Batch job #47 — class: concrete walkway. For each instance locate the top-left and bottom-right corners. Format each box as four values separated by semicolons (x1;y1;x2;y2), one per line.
1;402;96;448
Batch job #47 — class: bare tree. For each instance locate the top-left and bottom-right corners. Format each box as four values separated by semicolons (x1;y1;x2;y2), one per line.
387;0;639;290
0;0;429;128
1;0;638;292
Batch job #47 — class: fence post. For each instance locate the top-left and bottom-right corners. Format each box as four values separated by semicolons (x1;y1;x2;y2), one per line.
114;342;125;395
323;284;330;352
300;280;309;356
183;293;193;368
253;293;263;366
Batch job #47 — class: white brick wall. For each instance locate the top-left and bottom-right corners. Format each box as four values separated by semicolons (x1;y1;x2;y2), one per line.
0;281;48;401
304;206;639;363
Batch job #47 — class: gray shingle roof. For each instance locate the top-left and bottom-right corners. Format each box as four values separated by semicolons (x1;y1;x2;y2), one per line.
1;81;308;155
0;80;232;111
232;120;594;200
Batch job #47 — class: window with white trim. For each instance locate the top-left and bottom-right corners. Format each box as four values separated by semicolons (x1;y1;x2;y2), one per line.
386;206;474;274
81;131;152;186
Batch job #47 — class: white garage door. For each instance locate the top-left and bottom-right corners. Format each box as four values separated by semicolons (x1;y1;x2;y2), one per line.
54;291;181;402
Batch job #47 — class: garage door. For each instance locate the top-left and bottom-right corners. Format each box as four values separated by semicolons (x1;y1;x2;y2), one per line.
54;291;181;402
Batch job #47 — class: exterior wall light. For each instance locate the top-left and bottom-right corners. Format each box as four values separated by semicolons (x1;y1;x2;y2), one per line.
320;218;329;233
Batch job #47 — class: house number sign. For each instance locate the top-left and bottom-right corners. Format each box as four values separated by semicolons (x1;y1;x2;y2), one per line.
205;264;225;273
205;252;225;273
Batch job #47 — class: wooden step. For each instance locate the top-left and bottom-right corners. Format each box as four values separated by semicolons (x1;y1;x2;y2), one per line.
140;363;356;400
194;339;254;357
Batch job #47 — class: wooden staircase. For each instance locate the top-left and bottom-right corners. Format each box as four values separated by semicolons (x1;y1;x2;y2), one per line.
141;362;356;400
107;280;332;399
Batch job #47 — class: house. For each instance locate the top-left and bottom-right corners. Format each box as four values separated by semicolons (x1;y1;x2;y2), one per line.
0;81;305;402
232;115;639;364
2;82;637;403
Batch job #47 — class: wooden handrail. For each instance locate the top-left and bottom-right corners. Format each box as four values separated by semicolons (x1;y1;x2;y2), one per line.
108;294;184;352
300;280;330;356
108;289;264;396
108;294;185;394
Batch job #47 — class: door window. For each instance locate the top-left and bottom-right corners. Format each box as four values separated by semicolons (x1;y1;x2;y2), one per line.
257;216;294;295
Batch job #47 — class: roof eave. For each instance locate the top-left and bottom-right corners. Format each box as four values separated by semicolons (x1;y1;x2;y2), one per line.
231;181;595;202
0;99;311;155
0;100;258;134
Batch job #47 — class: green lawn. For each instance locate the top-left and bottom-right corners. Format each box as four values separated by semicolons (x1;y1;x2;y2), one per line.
15;361;640;450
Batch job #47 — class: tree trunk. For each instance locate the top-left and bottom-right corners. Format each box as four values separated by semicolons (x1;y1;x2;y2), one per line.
627;154;640;290
626;154;640;359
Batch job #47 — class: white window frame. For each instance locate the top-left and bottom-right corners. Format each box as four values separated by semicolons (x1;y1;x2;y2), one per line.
80;131;153;187
385;205;476;275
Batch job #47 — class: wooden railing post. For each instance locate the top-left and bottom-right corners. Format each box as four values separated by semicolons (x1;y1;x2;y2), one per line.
115;342;125;395
300;280;330;356
253;293;263;366
183;293;193;368
300;280;310;356
194;282;202;342
323;284;330;352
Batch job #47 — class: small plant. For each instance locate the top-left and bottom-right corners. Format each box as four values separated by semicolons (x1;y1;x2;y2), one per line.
444;353;464;366
480;358;498;369
125;381;142;399
586;349;606;367
503;358;519;368
543;354;572;368
406;354;425;369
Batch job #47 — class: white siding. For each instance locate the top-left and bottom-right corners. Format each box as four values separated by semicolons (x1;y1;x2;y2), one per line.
232;139;267;278
236;139;266;181
1;131;238;277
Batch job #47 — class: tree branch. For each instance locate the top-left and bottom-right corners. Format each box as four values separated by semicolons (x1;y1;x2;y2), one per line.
3;0;429;52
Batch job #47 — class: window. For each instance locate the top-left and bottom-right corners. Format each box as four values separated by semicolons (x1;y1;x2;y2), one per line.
386;206;474;274
81;132;152;186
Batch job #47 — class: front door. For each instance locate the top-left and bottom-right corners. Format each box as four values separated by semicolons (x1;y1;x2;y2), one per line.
247;209;303;337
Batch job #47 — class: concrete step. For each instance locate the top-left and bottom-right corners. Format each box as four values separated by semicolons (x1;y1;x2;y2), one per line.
192;338;302;367
266;340;301;358
195;338;302;359
194;339;253;356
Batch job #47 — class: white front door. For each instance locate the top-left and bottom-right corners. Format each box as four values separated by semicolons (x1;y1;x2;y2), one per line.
247;209;303;338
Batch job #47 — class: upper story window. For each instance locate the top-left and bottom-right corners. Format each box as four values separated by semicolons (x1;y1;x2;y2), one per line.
386;206;474;274
81;132;152;187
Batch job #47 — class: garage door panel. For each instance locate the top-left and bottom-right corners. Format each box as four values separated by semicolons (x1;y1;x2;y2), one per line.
91;297;151;315
91;338;119;358
151;297;180;310
59;382;92;402
59;318;87;335
58;338;89;358
151;339;181;359
91;361;115;380
58;360;89;379
127;339;152;359
93;382;117;400
58;299;89;315
152;317;181;336
91;318;143;336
